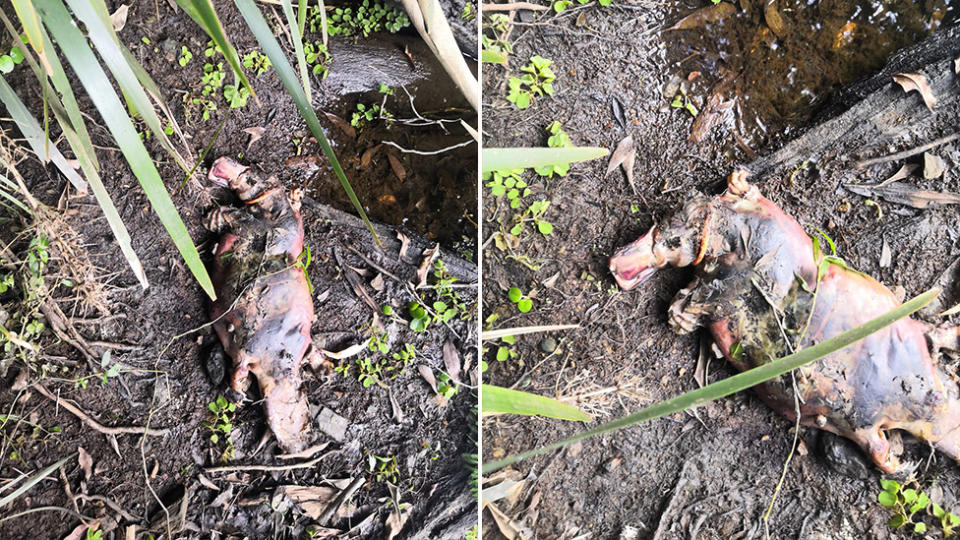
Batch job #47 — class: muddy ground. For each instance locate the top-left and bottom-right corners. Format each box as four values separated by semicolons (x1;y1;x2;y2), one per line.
482;3;960;539
0;1;477;538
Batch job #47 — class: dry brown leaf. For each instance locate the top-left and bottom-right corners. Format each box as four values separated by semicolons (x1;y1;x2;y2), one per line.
385;503;411;540
666;2;736;31
418;365;438;394
416;244;440;287
243;126;266;150
879;163;918;186
442;339;461;383
485;502;525;540
387;153;406;182
197;474;220;491
360;144;382;169
893;72;937;112
396;231;411;262
847;181;960;209
110;5;130;32
211;484;235;508
542;271;560;289
322;111;356;138
605;136;635;186
880;239;892;268
279;485;339;519
763;0;786;39
78;446;93;482
370;273;385;292
924;152;948;179
388;387;404;423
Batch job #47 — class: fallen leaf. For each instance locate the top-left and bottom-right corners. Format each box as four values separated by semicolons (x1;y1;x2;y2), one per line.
418;365;438;394
611;97;626;129
485;502;524;540
880;239;892;268
396;231;411;262
605;136;636;194
416;244;440;288
197;474;220;491
878;163;918;186
845;181;960;209
370;273;384;292
893;72;936;112
322;111;356;138
211;484;234;508
387;153;406;182
360;144;382;169
481;477;526;504
924;152;947;179
542;271;560;288
388;387;404;423
277;485;339;520
666;2;737;31
385;502;411;540
243;126;266;150
763;0;786;39
78;446;93;482
575;12;586;27
110;5;130;32
442;339;461;383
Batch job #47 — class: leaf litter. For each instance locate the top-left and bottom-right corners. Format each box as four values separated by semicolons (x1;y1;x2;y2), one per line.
893;72;937;112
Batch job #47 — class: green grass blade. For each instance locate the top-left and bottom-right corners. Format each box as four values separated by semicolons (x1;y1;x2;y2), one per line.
11;0;50;74
0;75;86;192
297;0;308;36
482;288;940;473
0;9;99;171
482;385;591;422
0;173;32;215
281;0;311;100
482;147;609;174
175;0;258;106
0;452;76;509
35;0;215;299
234;0;381;246
64;0;190;172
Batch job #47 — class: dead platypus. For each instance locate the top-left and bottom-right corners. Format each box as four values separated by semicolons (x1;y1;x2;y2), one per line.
610;169;960;473
206;157;322;453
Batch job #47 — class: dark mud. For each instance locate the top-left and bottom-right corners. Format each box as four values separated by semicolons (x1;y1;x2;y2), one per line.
482;3;960;538
0;1;477;538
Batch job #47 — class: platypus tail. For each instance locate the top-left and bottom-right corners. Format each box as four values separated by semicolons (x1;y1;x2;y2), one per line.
262;377;314;454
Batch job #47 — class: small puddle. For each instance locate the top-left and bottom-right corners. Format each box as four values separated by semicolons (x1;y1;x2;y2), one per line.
300;32;477;253
663;0;958;151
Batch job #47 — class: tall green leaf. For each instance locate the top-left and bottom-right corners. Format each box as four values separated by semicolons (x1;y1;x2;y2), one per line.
174;0;258;106
234;0;381;245
482;147;609;174
64;0;190;172
482;288;940;473
34;0;215;298
280;0;310;100
482;385;592;421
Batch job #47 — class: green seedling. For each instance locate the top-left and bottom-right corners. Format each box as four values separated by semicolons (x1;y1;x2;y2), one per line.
378;83;395;95
178;46;193;67
877;479;960;535
462;3;475;20
302;42;330;78
507;55;556;109
392;343;416;364
482;14;513;62
204;395;237;462
437;372;458;398
495;335;519;364
310;0;411;37
408;301;431;332
367;453;400;483
554;0;612;12
484;168;528;209
670;92;699;117
242;50;271;75
0;235;50;371
0;46;24;74
350;102;391;129
85;527;103;540
369;331;390;355
509;199;554;236
508;287;533;313
223;84;250;108
534;121;572;178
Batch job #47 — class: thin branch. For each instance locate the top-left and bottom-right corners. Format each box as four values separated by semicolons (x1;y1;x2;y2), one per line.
33;384;170;437
381;139;474;156
481;2;549;11
204;451;334;474
856;132;960;168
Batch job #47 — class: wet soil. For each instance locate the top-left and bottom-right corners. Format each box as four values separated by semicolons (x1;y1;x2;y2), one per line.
482;3;960;539
0;1;477;538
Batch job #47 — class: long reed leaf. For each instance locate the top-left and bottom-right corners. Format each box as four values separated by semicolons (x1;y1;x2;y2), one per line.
482;385;592;421
482;288;940;473
483;147;609;174
0;76;85;192
281;0;310;99
35;0;215;298
175;0;258;106
11;0;50;74
0;452;75;509
65;0;191;172
234;0;381;246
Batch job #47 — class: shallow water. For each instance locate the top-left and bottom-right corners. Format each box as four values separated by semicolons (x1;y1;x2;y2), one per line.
665;0;958;151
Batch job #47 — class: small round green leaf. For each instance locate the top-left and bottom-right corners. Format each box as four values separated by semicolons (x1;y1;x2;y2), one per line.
537;221;554;235
517;298;533;313
877;491;897;507
508;287;522;303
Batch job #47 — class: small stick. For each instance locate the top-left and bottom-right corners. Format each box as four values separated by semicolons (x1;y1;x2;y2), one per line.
856;132;960;168
277;442;330;461
319;475;365;525
481;2;549;11
381;139;474;156
77;494;139;523
204;451;333;474
33;384;170;437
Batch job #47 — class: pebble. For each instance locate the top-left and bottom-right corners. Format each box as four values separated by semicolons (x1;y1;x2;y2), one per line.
540;336;557;353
